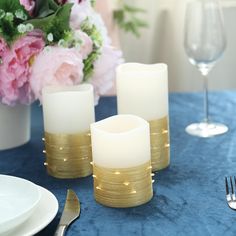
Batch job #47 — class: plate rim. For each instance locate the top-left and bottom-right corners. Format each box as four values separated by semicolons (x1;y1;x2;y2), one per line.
0;175;41;233
6;185;59;236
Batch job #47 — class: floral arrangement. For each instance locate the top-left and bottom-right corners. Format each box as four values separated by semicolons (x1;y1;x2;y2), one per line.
0;0;123;106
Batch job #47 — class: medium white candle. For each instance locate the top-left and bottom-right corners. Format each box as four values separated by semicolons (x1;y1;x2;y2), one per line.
42;84;95;134
116;63;168;120
90;115;151;168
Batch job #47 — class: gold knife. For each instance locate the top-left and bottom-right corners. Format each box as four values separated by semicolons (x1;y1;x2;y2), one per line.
54;189;81;236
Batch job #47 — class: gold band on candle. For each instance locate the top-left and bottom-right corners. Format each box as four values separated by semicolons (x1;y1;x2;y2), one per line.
93;161;153;208
44;131;92;178
149;116;170;171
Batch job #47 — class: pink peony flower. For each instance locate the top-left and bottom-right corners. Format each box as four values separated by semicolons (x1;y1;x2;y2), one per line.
0;38;8;58
19;0;35;14
89;45;124;103
74;30;93;59
70;1;92;30
0;33;45;106
70;1;111;46
30;47;84;102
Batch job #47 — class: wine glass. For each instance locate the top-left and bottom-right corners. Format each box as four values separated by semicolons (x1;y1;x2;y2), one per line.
184;0;228;137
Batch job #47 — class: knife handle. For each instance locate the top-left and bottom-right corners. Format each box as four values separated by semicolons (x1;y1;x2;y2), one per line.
54;224;67;236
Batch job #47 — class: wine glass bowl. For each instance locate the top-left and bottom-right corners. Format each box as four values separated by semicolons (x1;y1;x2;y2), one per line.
184;0;228;137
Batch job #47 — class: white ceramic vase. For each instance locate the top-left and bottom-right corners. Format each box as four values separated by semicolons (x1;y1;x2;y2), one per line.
0;103;30;150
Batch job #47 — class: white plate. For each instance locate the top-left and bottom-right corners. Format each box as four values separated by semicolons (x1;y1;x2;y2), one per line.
0;175;41;235
6;186;58;236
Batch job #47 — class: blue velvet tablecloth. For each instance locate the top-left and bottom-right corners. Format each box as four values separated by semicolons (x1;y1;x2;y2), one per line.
1;91;236;236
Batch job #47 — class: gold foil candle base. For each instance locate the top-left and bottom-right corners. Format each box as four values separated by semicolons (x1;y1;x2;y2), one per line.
93;161;153;208
44;132;92;179
149;116;170;172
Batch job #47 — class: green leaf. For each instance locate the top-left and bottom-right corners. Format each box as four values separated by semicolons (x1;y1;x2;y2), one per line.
0;0;30;44
124;4;146;13
80;19;103;80
113;4;148;37
34;0;60;18
123;21;140;37
0;0;26;14
132;17;148;28
113;10;124;24
48;0;60;11
50;3;73;40
0;18;19;43
26;3;73;42
90;0;96;7
83;51;100;81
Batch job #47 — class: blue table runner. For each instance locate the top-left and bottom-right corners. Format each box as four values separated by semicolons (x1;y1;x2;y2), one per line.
1;92;236;236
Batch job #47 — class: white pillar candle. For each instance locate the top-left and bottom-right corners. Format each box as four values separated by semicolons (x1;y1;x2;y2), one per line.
91;114;153;208
42;84;95;179
90;115;151;168
42;84;95;134
116;63;168;120
116;63;170;172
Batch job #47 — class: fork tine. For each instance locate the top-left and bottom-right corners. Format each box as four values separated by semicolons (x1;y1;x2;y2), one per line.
234;177;236;192
225;177;229;194
230;176;234;194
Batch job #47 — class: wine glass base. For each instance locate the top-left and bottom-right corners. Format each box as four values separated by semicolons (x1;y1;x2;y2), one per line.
185;122;228;138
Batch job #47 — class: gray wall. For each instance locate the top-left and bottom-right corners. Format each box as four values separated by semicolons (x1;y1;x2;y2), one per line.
119;0;236;92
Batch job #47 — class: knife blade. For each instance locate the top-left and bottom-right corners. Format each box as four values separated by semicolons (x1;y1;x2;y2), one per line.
54;189;81;236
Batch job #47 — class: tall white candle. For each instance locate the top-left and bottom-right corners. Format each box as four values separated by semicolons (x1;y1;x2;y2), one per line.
42;84;95;134
116;63;168;120
90;115;151;168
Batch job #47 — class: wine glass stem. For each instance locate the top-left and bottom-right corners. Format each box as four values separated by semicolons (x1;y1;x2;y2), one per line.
203;75;209;123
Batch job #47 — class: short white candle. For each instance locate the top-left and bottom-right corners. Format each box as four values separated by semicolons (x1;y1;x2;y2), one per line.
90;115;151;168
116;63;168;120
42;84;95;134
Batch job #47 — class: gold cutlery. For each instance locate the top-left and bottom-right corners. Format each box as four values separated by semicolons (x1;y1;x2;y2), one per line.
54;189;81;236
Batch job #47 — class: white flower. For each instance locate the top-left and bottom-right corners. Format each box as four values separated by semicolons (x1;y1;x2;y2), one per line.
5;12;14;21
25;23;34;32
58;39;67;48
47;33;54;42
17;24;27;33
15;9;27;20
